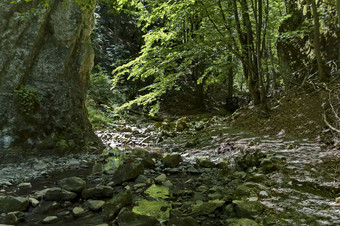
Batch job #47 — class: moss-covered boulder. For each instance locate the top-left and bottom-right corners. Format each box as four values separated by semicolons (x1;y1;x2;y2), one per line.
0;196;29;213
161;154;183;168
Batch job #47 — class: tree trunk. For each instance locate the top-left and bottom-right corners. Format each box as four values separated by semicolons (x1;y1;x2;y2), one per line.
0;0;102;161
225;55;235;112
337;0;340;24
310;0;328;82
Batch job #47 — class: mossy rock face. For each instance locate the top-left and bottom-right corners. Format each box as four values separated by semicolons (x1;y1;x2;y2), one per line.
0;0;102;158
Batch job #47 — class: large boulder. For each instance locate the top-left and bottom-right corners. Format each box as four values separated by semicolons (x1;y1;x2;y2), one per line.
59;176;86;193
111;163;144;185
82;186;113;199
233;200;264;218
0;0;102;161
44;187;77;201
103;191;133;220
161;154;183;168
0;196;29;213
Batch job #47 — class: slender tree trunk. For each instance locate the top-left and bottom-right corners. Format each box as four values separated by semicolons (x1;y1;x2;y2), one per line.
337;0;340;24
226;55;235;111
310;0;328;82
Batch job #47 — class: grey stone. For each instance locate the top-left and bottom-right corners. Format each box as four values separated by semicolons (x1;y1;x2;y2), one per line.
162;154;183;168
259;191;268;197
163;180;173;188
175;117;188;132
233;200;264;218
18;183;32;188
82;186;113;199
28;198;40;207
134;183;147;189
117;211;158;226
232;185;257;201
196;158;215;168
44;188;77;201
260;159;279;173
135;175;149;184
86;200;105;211
155;174;167;183
194;122;205;131
103;191;133;220
4;213;18;225
192;200;225;215
0;196;29;213
141;158;156;169
111;163;144;185
72;207;86;217
42;216;58;224
59;177;86;192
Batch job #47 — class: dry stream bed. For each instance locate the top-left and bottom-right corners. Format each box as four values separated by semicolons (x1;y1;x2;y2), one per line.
0;116;339;225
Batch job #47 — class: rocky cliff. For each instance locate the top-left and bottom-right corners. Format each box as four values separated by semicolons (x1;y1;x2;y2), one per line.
0;0;101;161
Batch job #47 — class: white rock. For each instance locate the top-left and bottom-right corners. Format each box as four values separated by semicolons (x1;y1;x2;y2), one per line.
29;197;40;207
42;216;58;224
259;191;268;197
18;183;32;188
72;207;86;217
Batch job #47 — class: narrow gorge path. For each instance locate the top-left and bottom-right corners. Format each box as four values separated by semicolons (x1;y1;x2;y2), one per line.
97;116;340;225
0;117;339;225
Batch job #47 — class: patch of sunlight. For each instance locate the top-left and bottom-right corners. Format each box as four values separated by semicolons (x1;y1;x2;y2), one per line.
144;184;170;199
132;199;171;221
104;156;122;171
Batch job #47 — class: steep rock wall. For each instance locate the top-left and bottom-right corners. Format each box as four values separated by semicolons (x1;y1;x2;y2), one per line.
0;0;102;161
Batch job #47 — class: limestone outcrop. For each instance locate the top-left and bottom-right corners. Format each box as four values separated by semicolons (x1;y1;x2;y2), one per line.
0;0;101;161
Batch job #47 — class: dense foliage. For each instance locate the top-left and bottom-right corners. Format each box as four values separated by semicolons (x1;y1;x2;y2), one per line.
95;0;339;114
